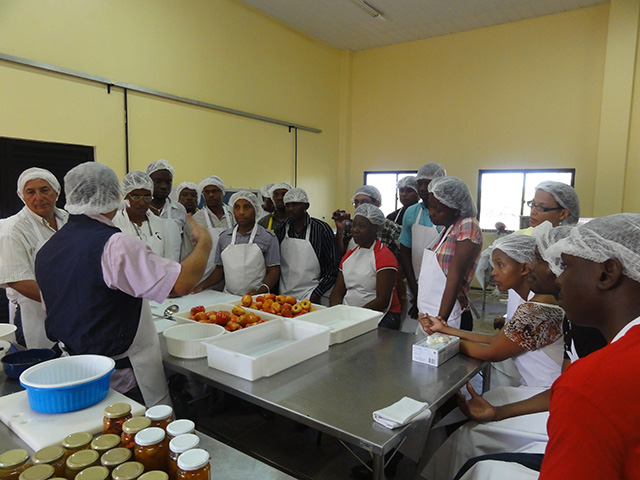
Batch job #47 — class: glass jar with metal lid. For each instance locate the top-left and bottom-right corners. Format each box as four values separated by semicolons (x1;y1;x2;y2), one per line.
64;449;99;480
31;447;65;479
0;449;32;480
144;406;174;431
167;435;199;480
99;448;131;472
165;420;194;441
103;403;132;436
18;464;54;480
111;462;144;480
176;450;209;480
91;434;121;454
61;433;93;458
134;427;168;472
74;466;109;480
138;472;168;480
121;418;152;450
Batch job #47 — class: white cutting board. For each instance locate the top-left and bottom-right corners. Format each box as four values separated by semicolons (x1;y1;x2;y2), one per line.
0;389;145;451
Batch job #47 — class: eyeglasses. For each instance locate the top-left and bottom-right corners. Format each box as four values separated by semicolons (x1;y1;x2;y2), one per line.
130;194;153;203
526;200;564;213
353;199;372;207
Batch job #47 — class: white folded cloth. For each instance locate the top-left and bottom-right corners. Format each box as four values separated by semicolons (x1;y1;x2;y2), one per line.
373;396;432;429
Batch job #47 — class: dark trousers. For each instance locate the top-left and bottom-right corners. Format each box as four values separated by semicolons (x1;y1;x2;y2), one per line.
453;453;544;480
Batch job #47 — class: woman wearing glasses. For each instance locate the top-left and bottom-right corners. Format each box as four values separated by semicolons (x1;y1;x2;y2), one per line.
526;181;580;229
112;171;181;261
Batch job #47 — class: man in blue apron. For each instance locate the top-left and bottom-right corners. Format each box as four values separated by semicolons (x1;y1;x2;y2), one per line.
0;167;68;348
35;162;212;407
274;188;339;305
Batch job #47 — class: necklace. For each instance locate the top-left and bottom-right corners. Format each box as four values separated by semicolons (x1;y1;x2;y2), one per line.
149;203;162;215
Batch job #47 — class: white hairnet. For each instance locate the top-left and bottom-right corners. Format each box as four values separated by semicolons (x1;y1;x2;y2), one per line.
269;182;293;199
531;221;575;265
351;185;382;204
64;162;122;215
260;183;274;198
284;188;309;204
176;182;198;198
428;176;477;218
535;181;580;225
198;176;226;196
475;233;536;287
417;162;447;180
397;176;418;193
229;190;263;219
121;171;153;197
17;167;61;200
145;159;175;178
353;203;386;227
545;214;640;281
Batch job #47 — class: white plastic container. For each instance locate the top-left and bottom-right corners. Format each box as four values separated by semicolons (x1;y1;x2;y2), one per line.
291;305;382;345
163;323;225;359
412;334;461;367
202;318;331;380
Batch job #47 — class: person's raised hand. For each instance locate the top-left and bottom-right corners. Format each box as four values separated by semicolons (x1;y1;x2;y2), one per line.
188;214;211;246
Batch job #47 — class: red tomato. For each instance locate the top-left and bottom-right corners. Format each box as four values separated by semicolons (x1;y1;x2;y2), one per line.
190;305;205;315
215;311;231;326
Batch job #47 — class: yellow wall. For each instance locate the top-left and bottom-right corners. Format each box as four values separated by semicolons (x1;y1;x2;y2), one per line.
349;5;609;217
0;0;343;219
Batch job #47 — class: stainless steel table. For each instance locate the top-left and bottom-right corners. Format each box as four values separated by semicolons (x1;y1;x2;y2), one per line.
0;372;295;480
162;327;486;480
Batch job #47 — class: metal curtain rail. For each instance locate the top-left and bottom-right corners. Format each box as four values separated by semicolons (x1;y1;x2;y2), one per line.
0;52;322;134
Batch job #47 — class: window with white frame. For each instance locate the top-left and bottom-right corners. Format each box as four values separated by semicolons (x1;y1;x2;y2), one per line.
477;169;575;230
364;170;418;217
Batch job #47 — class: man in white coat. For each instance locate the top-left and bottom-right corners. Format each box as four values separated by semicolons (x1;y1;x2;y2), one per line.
0;167;68;348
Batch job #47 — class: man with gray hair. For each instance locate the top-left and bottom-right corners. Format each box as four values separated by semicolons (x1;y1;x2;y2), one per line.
35;162;212;406
0;167;68;348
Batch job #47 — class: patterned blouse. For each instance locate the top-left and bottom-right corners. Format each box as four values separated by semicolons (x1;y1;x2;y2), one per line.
504;302;564;351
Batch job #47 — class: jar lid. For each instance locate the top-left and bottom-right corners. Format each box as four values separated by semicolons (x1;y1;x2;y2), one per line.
166;420;195;438
144;405;173;421
134;427;165;446
0;449;30;468
100;448;131;468
32;446;64;465
75;466;110;480
177;449;209;471
91;434;121;452
66;449;99;470
138;472;168;480
111;462;144;480
62;432;93;449
122;417;151;435
168;434;199;454
104;403;132;419
18;464;54;480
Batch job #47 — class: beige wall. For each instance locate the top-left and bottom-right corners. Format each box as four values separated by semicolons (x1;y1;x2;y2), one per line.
349;5;610;217
0;0;343;219
0;1;637;221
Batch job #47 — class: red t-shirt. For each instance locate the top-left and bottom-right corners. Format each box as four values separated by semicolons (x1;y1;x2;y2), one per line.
340;239;401;313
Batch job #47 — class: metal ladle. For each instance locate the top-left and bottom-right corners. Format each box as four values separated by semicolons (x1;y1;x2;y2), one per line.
163;304;180;319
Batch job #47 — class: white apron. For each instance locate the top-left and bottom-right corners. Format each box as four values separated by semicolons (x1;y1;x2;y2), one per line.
279;224;321;301
513;336;563;388
411;207;440;278
113;301;170;407
220;224;266;296
342;243;378;308
114;209;165;257
10;214;55;349
416;225;463;333
202;206;233;280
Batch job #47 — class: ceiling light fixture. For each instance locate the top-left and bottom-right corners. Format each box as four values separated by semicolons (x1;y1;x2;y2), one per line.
350;0;385;20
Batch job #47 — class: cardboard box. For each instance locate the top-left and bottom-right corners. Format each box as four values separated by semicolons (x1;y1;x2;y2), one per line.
412;334;460;366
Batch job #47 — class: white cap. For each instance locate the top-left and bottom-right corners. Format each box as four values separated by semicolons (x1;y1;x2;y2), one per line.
260;184;274;198
17;167;61;200
145;404;173;421
283;188;309;204
269;182;293;200
417;162;446;180
535;181;580;225
353;203;386;227
176;182;198;198
397;176;418;193
177;449;209;471
166;419;195;438
198;176;226;197
122;171;153;197
531;221;575;265
351;185;382;204
169;434;200;454
64;162;122;215
229;190;263;219
134;427;165;447
145;159;175;178
428;176;477;218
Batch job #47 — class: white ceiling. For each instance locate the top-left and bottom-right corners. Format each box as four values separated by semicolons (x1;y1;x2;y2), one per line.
237;0;608;51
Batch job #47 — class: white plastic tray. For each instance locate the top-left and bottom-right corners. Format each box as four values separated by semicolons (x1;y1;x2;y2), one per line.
202;318;331;380
291;305;382;345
